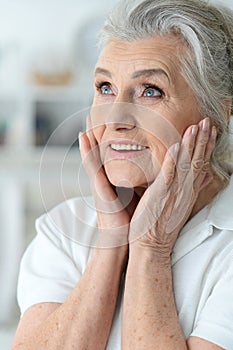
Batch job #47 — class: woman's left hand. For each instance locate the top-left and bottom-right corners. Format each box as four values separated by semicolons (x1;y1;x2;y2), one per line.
129;118;216;259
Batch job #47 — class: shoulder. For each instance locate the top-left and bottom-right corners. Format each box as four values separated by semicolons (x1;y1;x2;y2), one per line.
36;195;98;248
17;196;97;314
172;175;233;266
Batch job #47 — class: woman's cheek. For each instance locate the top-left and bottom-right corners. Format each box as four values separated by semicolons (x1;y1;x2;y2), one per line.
91;102;110;131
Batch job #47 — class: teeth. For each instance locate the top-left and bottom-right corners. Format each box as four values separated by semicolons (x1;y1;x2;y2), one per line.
111;144;146;151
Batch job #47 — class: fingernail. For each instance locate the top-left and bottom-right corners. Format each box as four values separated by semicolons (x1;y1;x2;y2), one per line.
78;132;83;145
174;142;180;152
202;118;210;132
184;125;197;137
192;125;198;136
211;126;217;140
170;142;180;160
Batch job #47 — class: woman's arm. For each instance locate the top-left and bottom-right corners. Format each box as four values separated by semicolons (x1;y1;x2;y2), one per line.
122;119;222;349
12;246;127;350
123;248;224;350
12;118;135;350
123;247;186;349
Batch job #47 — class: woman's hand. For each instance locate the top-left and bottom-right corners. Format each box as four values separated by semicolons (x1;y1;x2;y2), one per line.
129;117;216;259
79;115;138;248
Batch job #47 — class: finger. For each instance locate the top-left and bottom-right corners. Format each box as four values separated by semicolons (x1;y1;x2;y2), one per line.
86;114;98;149
168;120;215;230
203;125;217;169
183;124;199;157
149;142;180;200
165;125;200;233
82;116;102;162
79;131;100;176
194;125;217;190
130;144;181;241
79;131;90;159
167;125;198;212
161;142;180;188
133;142;180;225
175;118;211;205
175;124;198;186
191;117;211;180
162;121;215;235
79;131;122;212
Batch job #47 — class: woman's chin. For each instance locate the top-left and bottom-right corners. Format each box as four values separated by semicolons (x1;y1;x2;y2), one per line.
104;164;154;188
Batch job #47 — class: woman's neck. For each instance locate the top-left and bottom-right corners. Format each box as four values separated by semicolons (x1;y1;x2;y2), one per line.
190;174;227;219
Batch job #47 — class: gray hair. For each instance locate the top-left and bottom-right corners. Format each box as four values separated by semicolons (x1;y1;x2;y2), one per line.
99;0;233;181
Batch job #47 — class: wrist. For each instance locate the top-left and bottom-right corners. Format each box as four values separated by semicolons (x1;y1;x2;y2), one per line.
96;225;129;249
128;243;171;275
93;244;129;273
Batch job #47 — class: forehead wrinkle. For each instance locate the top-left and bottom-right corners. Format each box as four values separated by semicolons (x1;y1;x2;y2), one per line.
131;69;170;84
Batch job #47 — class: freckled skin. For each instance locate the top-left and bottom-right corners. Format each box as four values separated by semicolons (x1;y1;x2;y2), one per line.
12;35;224;350
94;37;224;350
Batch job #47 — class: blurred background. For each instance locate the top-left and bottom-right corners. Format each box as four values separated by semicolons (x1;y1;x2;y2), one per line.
0;0;232;349
0;0;119;348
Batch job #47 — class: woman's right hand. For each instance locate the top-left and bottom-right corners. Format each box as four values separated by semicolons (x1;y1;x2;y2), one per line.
79;116;138;249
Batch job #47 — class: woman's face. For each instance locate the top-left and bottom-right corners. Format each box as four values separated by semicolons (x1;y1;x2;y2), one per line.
91;35;202;188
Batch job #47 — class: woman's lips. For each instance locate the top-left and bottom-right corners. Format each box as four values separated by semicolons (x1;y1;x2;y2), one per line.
108;144;149;160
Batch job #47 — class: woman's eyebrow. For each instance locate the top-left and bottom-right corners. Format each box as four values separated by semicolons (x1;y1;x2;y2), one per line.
95;67;112;78
132;69;170;82
94;67;170;83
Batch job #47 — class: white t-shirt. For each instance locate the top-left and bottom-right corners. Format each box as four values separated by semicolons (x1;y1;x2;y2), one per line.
17;176;233;349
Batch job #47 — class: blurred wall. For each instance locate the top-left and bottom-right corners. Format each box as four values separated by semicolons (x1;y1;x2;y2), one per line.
0;0;232;349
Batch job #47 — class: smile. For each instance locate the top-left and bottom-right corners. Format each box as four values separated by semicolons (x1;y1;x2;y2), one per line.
108;143;148;160
110;144;147;151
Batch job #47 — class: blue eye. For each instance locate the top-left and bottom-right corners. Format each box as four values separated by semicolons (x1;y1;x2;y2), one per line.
143;86;162;97
100;84;113;95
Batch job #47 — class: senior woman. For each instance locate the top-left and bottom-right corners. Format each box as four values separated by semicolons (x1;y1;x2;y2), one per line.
12;0;233;349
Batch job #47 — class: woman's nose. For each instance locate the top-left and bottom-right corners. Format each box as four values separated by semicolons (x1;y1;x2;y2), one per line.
104;101;137;132
91;101;137;131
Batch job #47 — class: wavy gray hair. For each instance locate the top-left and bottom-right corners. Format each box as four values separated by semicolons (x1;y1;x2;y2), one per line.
99;0;233;180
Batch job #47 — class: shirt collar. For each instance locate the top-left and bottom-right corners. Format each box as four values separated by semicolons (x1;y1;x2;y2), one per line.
207;174;233;231
172;174;233;265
